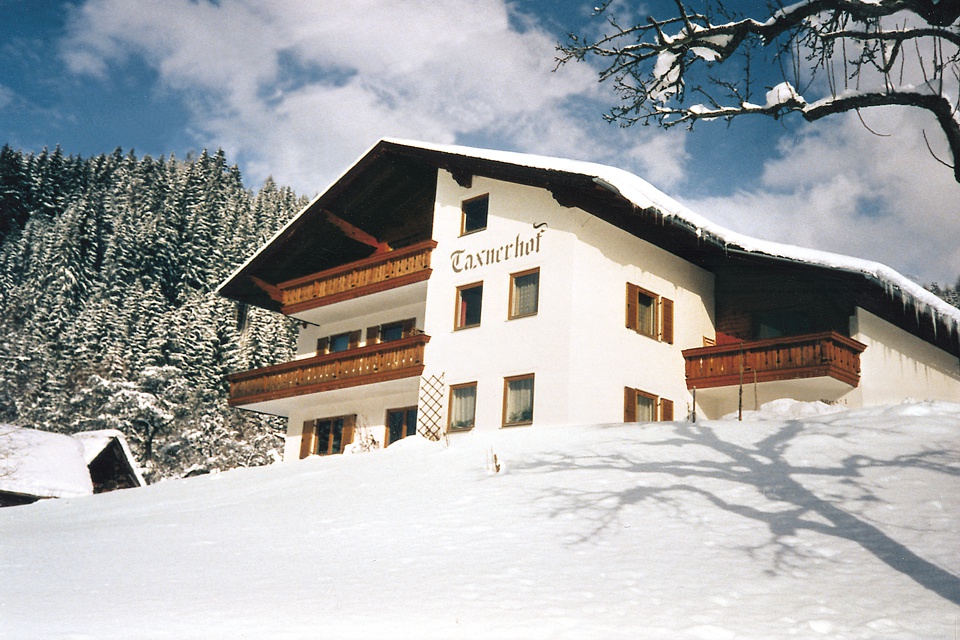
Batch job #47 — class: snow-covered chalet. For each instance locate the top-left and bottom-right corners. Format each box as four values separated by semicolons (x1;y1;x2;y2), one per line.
218;139;960;460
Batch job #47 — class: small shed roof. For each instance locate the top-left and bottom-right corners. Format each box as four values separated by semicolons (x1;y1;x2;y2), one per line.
0;426;94;499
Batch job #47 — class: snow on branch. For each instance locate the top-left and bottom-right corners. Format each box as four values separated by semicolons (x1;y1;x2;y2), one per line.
558;0;960;182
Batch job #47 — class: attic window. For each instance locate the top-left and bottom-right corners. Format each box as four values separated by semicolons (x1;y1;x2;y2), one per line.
461;195;489;235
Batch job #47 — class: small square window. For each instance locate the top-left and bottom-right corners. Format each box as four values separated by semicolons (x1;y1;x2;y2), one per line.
624;387;670;423
636;392;656;422
380;322;404;342
449;383;477;431
328;332;351;353
455;282;483;329
509;268;539;319
386;407;418;446
461;195;488;235
503;374;535;427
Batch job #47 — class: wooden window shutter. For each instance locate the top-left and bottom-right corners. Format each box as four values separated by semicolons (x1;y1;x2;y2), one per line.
624;387;637;422
348;330;362;349
661;297;674;344
366;326;380;345
340;415;356;453
316;336;329;353
299;420;317;459
660;398;674;422
402;318;417;337
625;283;638;331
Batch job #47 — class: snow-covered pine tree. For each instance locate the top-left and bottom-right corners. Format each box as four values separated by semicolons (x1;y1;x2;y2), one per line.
0;146;300;480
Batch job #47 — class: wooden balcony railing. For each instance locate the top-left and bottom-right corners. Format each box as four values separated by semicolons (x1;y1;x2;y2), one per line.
276;240;437;314
228;334;430;406
682;331;866;390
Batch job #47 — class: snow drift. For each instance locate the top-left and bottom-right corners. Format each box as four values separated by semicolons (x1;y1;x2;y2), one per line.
1;401;958;639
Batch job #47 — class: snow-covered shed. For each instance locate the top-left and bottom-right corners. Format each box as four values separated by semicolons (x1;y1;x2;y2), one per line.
0;426;144;507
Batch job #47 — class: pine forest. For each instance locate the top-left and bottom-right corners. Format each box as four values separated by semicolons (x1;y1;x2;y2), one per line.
0;145;306;482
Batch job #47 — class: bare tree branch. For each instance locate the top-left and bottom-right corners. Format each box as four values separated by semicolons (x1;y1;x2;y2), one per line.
558;0;960;183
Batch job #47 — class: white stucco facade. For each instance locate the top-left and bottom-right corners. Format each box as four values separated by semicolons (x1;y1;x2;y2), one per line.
419;170;715;433
848;308;960;406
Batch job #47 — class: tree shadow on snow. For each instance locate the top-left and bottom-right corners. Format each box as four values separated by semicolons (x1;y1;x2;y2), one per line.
509;420;960;605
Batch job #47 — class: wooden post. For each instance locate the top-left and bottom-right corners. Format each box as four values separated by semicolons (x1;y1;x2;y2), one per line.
738;344;744;422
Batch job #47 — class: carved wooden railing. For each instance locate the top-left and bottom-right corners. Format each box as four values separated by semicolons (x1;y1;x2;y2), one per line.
276;240;437;314
682;331;866;390
228;334;430;406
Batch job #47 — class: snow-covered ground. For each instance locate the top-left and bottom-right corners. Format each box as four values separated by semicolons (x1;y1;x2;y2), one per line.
2;401;958;639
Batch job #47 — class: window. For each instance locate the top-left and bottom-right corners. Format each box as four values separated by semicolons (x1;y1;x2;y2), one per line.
449;383;477;431
455;282;483;329
461;195;488;235
375;318;416;344
626;283;674;344
624;388;674;423
328;332;352;353
386;407;418;446
509;268;540;319
503;374;535;427
299;415;356;458
317;330;360;354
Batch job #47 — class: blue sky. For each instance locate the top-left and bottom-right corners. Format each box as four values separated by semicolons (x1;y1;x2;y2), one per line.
2;0;958;285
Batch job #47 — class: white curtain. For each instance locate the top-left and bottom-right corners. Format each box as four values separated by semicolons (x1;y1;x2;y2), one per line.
636;395;656;422
512;272;539;316
506;377;534;423
450;385;477;429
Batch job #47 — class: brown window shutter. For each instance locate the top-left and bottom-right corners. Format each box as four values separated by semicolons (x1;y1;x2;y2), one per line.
316;336;329;354
625;283;638;331
299;420;317;459
340;415;357;453
661;297;674;344
366;326;380;345
624;387;637;422
348;330;362;349
402;318;417;337
660;398;674;422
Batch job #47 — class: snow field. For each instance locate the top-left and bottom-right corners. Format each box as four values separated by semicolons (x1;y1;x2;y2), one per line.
1;401;958;639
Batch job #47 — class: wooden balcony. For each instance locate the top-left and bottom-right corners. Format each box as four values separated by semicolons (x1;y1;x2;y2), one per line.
228;334;430;406
273;240;437;315
682;331;866;390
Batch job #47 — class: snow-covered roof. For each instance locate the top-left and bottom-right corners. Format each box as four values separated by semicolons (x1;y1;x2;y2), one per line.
0;426;94;499
72;429;146;487
219;137;960;336
380;137;960;329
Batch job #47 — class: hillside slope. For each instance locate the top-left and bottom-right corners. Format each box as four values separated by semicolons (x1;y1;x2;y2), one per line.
1;401;958;639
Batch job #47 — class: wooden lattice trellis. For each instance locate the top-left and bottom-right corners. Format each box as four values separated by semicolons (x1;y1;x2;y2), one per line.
416;373;445;441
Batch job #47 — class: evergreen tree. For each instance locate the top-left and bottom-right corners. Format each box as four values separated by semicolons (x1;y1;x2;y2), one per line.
0;145;300;480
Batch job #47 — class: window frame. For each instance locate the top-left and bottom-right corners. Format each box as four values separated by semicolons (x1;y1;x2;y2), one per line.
299;414;357;458
448;382;478;432
623;387;674;423
385;406;418;446
502;373;535;428
508;267;540;320
454;281;484;330
460;194;489;236
625;283;674;344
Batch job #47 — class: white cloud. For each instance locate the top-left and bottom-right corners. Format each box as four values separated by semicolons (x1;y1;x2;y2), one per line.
0;84;14;110
681;107;960;285
60;0;629;193
58;0;958;285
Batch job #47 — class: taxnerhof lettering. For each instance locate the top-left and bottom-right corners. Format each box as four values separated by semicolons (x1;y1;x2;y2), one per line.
450;223;547;274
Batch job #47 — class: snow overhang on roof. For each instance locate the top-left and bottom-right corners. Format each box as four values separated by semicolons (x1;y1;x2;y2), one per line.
218;137;960;356
72;429;147;488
